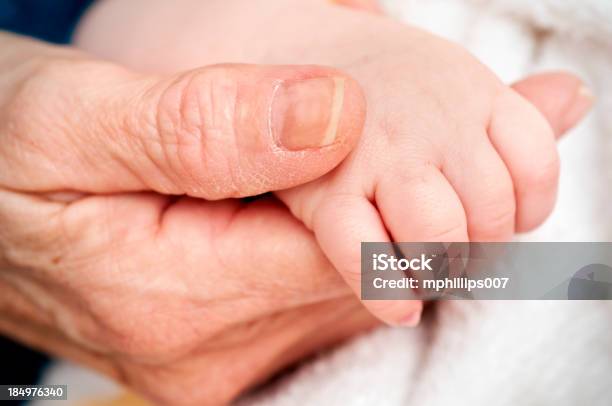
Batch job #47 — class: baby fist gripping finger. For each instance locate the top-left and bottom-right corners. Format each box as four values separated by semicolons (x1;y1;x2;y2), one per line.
280;69;592;327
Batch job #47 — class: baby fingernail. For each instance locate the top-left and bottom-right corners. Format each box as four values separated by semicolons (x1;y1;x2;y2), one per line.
564;84;595;130
272;77;345;150
398;310;422;327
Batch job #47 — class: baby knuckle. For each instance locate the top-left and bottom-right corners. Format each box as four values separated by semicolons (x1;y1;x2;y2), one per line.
470;183;515;229
524;151;560;191
424;220;467;241
470;205;515;239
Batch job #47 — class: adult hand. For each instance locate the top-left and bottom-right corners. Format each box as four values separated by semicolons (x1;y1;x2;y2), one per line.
0;31;370;405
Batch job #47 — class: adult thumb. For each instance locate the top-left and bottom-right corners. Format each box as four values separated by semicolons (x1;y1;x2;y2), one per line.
3;61;366;199
134;64;367;199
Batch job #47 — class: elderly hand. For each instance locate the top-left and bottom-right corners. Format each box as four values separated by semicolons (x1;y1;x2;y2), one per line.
0;31;372;405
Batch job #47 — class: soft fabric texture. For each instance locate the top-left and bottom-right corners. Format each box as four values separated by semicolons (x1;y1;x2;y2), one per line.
35;1;612;405
242;302;612;406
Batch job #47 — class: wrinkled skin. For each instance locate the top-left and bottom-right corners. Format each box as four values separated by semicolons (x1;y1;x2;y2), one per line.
0;183;376;405
78;0;576;325
0;32;375;406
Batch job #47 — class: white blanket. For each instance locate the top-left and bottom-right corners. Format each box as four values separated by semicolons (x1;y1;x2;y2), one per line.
39;1;612;405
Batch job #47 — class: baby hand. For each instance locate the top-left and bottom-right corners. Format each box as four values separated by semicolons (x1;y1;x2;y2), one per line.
277;32;561;326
